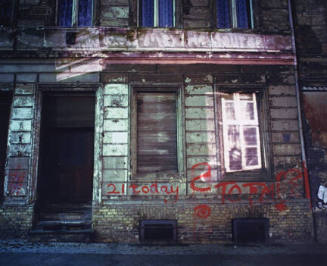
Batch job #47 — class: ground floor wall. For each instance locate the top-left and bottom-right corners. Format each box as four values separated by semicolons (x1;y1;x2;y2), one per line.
0;205;33;238
93;199;313;243
0;61;316;243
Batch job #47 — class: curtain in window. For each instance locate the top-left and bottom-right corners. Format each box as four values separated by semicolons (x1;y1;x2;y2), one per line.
0;0;12;26
78;0;93;26
216;0;231;28
142;0;154;27
236;0;249;28
58;0;73;27
159;0;173;27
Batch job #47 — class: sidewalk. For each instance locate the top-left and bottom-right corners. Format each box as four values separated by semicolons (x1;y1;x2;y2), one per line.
0;240;326;266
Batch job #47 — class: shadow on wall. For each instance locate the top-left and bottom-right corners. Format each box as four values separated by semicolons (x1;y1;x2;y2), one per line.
295;25;322;55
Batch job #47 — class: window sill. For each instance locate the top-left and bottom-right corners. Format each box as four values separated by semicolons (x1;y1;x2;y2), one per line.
221;168;271;182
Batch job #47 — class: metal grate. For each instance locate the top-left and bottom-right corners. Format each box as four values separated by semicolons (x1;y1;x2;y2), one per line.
232;218;269;243
140;220;177;242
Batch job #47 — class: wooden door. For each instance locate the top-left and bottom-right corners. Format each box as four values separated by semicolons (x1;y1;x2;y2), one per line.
38;93;95;205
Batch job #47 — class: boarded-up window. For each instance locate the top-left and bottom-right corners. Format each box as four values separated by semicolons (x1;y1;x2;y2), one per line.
140;0;174;27
220;92;262;172
58;0;93;27
135;91;178;174
0;92;11;200
216;0;252;29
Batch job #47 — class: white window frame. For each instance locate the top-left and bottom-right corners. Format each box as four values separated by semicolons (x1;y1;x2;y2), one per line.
221;92;262;172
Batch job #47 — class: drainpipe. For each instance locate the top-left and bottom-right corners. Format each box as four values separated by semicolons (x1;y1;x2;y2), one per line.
288;0;316;240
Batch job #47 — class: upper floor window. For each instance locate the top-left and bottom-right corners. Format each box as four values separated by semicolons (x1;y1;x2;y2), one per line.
216;0;253;29
140;0;175;27
0;0;14;26
57;0;93;27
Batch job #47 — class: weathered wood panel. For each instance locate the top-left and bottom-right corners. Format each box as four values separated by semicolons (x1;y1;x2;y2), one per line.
137;92;178;173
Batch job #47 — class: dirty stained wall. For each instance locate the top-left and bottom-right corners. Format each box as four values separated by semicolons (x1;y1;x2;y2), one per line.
0;0;315;243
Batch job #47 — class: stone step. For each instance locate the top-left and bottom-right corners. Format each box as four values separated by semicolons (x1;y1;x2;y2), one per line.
29;228;94;242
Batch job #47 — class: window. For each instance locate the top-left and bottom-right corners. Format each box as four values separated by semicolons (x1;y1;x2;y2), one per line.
217;91;265;174
140;0;175;27
57;0;93;27
216;0;253;29
131;88;183;178
0;0;14;26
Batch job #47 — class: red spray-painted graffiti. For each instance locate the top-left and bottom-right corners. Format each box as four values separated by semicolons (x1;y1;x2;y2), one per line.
194;204;211;219
105;161;311;211
106;182;179;203
7;170;27;196
190;162;311;213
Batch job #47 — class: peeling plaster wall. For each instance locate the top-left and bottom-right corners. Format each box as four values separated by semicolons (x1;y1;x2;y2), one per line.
0;0;316;243
0;63;313;242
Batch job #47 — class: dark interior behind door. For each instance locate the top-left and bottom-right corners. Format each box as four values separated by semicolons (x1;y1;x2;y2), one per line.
38;92;95;205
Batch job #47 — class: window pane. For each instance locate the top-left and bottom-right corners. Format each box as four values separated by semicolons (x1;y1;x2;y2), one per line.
78;0;93;26
58;0;73;27
216;0;231;28
241;102;255;120
227;125;242;170
142;0;154;27
228;125;240;147
236;0;249;29
159;0;173;27
245;147;258;166
243;127;257;145
225;102;236;120
0;0;12;26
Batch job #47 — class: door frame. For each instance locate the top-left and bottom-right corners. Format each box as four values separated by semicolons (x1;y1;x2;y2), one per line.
33;85;101;207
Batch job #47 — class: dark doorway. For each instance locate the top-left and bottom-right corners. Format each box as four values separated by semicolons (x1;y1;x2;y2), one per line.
38;92;95;205
0;92;12;201
35;92;95;233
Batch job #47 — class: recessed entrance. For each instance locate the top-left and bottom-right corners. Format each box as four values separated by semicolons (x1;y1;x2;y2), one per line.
35;92;95;234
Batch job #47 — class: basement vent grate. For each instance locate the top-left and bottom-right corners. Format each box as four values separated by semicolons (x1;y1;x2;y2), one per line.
140;220;177;242
232;218;269;243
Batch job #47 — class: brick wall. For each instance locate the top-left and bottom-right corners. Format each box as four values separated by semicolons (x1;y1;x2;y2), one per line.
93;201;312;243
0;205;34;238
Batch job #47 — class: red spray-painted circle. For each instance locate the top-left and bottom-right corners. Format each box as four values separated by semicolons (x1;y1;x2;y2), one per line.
194;204;211;219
